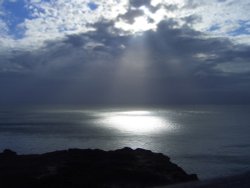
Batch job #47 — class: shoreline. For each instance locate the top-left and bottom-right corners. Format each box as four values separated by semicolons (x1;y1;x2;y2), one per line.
0;147;249;187
0;147;197;188
160;171;250;188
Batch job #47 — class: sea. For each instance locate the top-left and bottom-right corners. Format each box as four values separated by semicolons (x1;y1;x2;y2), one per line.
0;105;250;180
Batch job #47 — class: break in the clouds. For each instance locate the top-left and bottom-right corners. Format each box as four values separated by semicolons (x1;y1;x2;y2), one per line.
0;0;250;105
1;0;250;46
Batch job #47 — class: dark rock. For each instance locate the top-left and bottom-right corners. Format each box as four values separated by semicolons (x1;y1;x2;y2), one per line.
0;148;198;188
2;149;17;156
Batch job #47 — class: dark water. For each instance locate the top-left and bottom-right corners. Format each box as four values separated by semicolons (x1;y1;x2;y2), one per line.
0;105;250;179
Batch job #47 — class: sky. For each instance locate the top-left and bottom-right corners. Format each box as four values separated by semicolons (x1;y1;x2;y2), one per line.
0;0;250;105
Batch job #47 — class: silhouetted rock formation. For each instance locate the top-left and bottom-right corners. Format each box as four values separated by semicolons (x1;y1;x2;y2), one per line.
0;147;198;188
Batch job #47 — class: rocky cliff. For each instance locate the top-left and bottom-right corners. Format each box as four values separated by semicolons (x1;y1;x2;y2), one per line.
0;147;198;188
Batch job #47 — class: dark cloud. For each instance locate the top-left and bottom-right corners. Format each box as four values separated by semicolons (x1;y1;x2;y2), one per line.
181;15;202;26
217;0;228;3
63;34;87;47
1;18;250;105
163;4;178;11
129;0;151;8
118;9;144;24
117;0;179;26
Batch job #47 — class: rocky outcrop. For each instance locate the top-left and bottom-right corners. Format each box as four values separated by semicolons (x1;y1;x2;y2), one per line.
0;147;198;188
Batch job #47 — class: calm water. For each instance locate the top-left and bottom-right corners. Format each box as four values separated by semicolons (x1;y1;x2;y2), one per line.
0;105;250;179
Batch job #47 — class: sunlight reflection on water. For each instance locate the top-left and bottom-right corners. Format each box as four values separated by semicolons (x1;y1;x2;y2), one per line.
98;110;173;134
1;106;250;179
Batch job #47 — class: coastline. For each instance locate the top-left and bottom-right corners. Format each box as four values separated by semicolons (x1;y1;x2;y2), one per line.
0;147;197;188
160;172;250;188
0;147;249;187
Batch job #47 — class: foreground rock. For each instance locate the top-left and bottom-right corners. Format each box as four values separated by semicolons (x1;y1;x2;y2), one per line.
0;147;198;188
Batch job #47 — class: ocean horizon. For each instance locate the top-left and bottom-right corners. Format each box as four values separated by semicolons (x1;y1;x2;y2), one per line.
0;105;250;180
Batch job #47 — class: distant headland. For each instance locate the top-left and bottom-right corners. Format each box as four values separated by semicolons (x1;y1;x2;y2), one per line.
0;147;197;188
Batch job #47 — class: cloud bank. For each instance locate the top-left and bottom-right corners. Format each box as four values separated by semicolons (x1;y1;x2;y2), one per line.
0;0;250;105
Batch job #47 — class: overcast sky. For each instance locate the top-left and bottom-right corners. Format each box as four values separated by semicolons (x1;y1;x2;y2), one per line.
0;0;250;105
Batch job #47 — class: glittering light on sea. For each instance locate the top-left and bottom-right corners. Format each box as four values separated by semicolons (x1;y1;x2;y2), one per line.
97;110;173;134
